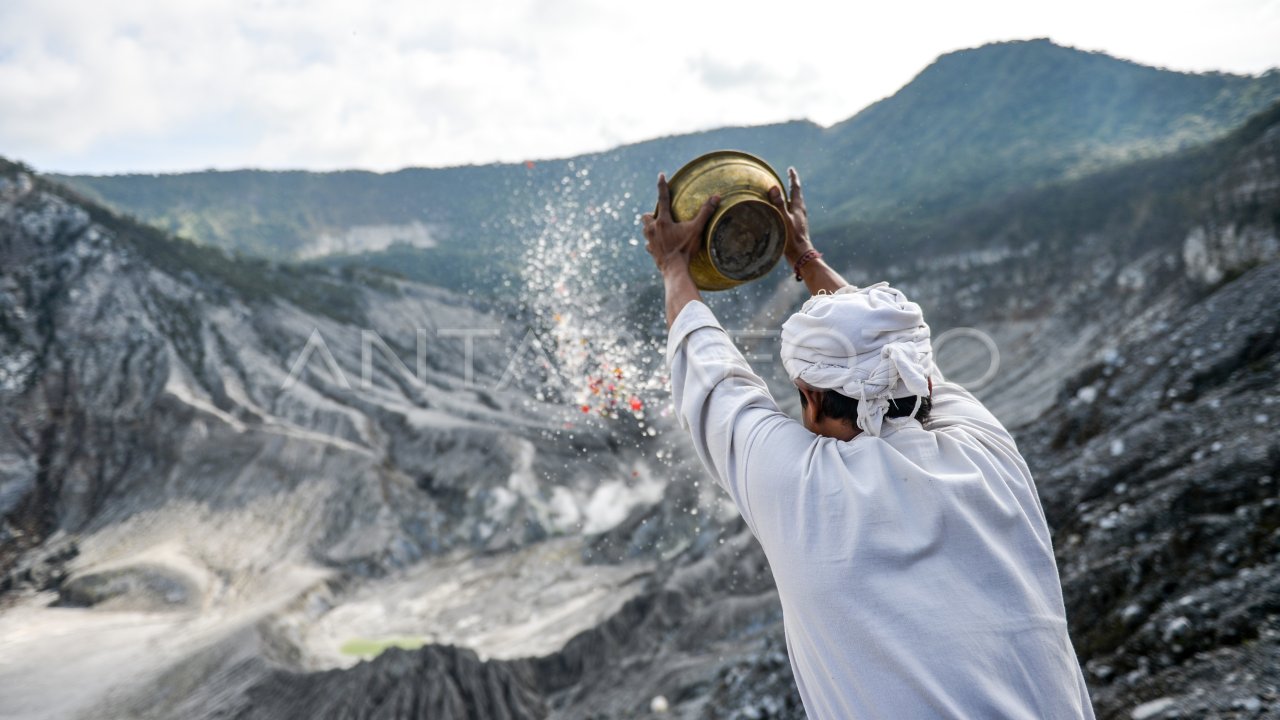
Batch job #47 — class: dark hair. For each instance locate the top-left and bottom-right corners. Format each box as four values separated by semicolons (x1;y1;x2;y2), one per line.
798;389;933;425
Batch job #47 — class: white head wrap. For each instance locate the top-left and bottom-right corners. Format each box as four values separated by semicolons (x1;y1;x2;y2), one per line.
780;282;933;437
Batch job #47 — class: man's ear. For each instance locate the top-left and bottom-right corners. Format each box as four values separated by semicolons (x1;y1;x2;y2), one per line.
799;386;824;420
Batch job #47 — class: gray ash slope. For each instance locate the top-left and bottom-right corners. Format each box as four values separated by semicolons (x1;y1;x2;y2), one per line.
2;112;1280;720
1024;115;1280;716
0;157;638;581
0;157;716;719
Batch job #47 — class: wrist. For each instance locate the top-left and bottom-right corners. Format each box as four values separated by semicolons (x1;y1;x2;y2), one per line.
785;237;816;264
660;258;702;329
660;256;693;280
792;248;824;281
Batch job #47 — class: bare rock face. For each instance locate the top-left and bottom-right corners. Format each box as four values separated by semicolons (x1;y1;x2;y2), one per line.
1183;124;1280;285
239;646;548;720
55;562;197;611
0;162;678;719
0;161;651;585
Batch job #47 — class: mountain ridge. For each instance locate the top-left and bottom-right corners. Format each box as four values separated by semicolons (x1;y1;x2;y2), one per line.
49;39;1280;277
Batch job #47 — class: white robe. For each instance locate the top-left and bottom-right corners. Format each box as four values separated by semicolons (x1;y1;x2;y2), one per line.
667;301;1095;720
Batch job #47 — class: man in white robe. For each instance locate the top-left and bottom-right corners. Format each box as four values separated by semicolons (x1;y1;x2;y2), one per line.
641;168;1095;719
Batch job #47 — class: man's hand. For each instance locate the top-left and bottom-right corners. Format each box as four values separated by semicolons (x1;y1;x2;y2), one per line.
641;173;718;329
641;173;719;274
768;167;849;294
768;167;815;265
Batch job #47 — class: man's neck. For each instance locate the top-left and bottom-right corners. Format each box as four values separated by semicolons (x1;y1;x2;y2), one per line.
815;418;860;442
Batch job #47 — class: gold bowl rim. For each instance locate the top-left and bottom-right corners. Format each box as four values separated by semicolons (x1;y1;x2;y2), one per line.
662;149;787;217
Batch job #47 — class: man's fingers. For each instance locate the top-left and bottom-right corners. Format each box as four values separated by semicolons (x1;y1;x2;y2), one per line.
691;194;720;230
789;167;805;208
640;213;656;242
769;185;787;211
656;173;671;220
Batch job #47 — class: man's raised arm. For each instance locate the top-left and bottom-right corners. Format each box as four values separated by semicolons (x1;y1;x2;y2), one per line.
641;173;719;329
769;167;848;296
642;173;802;530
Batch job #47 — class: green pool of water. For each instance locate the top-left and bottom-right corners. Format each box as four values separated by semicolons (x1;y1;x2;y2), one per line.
339;636;429;657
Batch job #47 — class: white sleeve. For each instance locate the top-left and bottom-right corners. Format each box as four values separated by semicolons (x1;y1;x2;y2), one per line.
666;301;806;531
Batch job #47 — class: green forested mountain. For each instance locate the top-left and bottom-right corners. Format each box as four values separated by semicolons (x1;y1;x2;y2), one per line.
809;38;1280;222
54;122;821;262
819;98;1280;280
52;39;1280;290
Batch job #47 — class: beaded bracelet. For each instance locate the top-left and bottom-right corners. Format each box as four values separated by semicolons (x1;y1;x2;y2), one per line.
793;249;823;281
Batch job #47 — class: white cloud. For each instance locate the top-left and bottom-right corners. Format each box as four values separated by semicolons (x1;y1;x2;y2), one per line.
0;0;1277;173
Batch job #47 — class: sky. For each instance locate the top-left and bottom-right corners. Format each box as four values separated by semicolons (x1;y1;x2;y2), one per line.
1;0;1278;175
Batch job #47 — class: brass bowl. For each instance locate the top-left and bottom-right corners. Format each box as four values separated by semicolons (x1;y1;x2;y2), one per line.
663;150;788;291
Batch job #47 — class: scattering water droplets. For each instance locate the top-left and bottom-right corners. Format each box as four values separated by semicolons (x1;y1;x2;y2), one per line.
518;162;665;425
